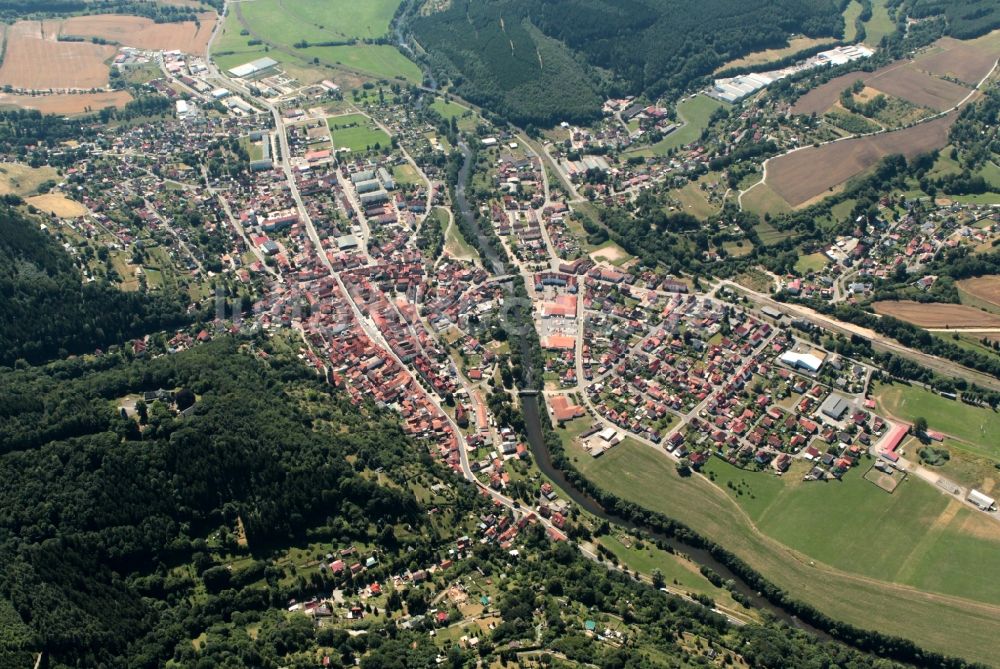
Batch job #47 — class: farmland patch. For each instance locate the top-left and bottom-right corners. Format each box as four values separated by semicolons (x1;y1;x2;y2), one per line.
766;112;955;206
61;13;217;56
872;299;1000;328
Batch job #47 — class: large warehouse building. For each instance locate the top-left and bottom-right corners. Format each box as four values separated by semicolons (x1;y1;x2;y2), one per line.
228;57;279;80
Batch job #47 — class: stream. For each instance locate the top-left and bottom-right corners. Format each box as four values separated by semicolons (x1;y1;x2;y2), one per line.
449;126;827;638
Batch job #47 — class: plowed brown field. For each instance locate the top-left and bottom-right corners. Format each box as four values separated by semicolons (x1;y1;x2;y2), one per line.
767;112;955;206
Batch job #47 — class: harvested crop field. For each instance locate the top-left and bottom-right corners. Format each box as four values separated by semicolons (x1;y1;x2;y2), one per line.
0;20;116;90
792;65;895;115
767;112;955;206
26;193;88;218
958;276;1000;310
0;90;132;114
61;13;217;56
914;33;1000;86
793;33;993;115
872;300;1000;328
867;64;971;111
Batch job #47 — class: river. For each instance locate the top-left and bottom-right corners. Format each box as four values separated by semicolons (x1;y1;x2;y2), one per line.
448;132;826;636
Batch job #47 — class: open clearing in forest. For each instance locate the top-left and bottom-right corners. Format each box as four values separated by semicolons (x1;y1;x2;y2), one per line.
713;36;836;73
872;300;1000;328
0;20;116;90
571;437;1000;664
766;112;955;206
61;13;217;56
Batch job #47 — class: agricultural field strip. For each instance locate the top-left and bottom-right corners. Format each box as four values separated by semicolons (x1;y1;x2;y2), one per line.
760;52;1000;205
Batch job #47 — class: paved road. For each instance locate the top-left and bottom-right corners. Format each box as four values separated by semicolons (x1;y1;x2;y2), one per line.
716;280;1000;391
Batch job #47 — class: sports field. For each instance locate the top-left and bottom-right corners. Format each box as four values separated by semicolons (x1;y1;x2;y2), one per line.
327;114;389;152
627;95;724;157
874;381;1000;460
572;437;1000;663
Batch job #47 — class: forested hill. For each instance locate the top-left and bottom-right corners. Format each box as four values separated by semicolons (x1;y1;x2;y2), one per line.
412;0;845;125
0;205;192;366
910;0;1000;39
0;339;424;667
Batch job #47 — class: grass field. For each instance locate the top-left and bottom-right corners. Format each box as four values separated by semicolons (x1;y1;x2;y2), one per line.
327;113;389;152
239;0;397;44
874;381;1000;460
596;533;759;622
751;218;794;245
299;44;422;82
864;0;895;46
441;208;480;261
0;163;58;196
627;95;724;157
214;1;421;83
741;182;792;218
430;97;478;131
670;175;721;219
842;0;863;42
392;163;422;187
794;252;828;274
570;438;1000;663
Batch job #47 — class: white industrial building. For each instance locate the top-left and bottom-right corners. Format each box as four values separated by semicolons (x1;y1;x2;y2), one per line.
228;57;279;80
968;489;997;512
779;350;825;373
709;43;875;103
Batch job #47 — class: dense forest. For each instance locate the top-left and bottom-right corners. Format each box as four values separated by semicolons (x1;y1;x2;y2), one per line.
908;0;1000;38
0;205;193;366
412;0;845;125
0;339;428;667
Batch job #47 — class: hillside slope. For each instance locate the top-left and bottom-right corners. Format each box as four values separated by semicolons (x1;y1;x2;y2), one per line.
413;0;845;124
0;205;192;366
